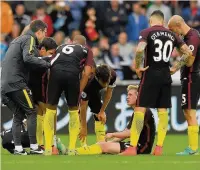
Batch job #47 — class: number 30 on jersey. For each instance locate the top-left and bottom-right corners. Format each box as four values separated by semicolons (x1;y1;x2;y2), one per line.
153;39;173;62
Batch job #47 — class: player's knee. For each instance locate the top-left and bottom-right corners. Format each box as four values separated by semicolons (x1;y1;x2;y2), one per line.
98;143;107;153
46;104;57;110
157;108;168;113
36;106;43;116
135;107;146;113
184;109;196;121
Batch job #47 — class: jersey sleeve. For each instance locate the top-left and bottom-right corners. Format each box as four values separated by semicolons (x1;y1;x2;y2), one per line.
138;29;149;43
85;48;94;67
186;31;200;57
108;70;117;88
174;34;185;49
81;91;89;101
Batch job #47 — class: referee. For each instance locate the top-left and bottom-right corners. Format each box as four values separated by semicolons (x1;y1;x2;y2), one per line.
1;20;51;155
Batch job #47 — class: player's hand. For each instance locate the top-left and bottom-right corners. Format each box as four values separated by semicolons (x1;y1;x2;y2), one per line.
97;111;106;124
135;66;149;79
170;67;177;75
79;126;87;142
105;133;113;141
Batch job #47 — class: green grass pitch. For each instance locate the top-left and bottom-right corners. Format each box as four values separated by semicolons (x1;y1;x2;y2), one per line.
1;135;200;170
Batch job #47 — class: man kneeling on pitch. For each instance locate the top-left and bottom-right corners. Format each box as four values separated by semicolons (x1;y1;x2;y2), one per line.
58;85;155;155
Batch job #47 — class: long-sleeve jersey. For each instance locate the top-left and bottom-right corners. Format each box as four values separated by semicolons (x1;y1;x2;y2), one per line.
1;30;50;94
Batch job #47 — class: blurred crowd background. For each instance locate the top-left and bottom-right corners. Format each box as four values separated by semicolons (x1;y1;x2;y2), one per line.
1;0;200;81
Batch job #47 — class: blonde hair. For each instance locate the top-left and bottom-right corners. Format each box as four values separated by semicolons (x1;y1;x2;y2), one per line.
127;85;138;92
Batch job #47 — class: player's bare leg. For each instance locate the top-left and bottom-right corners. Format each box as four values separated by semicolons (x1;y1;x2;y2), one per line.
76;142;120;155
153;108;168;156
177;109;199;155
68;106;80;155
44;104;57;155
121;107;146;156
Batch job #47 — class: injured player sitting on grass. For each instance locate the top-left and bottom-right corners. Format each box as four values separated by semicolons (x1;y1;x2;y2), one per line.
57;85;156;155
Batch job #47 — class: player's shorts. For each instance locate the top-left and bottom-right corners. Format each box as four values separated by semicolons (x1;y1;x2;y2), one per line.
47;69;80;106
181;77;200;110
120;118;155;154
29;72;48;104
89;92;102;121
82;90;102;121
119;141;152;154
136;68;172;108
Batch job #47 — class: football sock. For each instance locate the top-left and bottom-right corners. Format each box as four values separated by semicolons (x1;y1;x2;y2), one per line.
95;121;106;142
188;126;199;151
76;144;102;155
30;144;38;150
36;114;44;146
157;111;168;146
15;145;23;152
69;110;80;150
130;111;145;146
44;108;56;151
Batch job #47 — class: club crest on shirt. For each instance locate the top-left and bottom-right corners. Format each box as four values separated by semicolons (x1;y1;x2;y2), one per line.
189;45;194;52
81;92;87;99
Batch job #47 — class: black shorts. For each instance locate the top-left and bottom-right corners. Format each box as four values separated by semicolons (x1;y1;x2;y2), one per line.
29;71;48;104
47;69;80;106
89;92;102;121
82;90;102;121
181;78;200;110
136;69;171;108
119;141;152;154
31;81;47;104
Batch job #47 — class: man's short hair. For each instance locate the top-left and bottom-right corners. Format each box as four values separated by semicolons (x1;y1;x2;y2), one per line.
38;37;58;51
127;85;138;92
96;64;111;83
30;20;47;33
150;10;164;20
73;35;86;45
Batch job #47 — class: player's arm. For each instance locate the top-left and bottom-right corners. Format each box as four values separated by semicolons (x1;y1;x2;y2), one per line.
101;87;113;111
171;44;193;74
80;65;93;93
80;49;94;92
97;87;113;124
79;99;89;142
98;72;116;124
22;37;51;69
135;41;146;69
106;129;130;142
179;44;195;67
134;41;149;78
